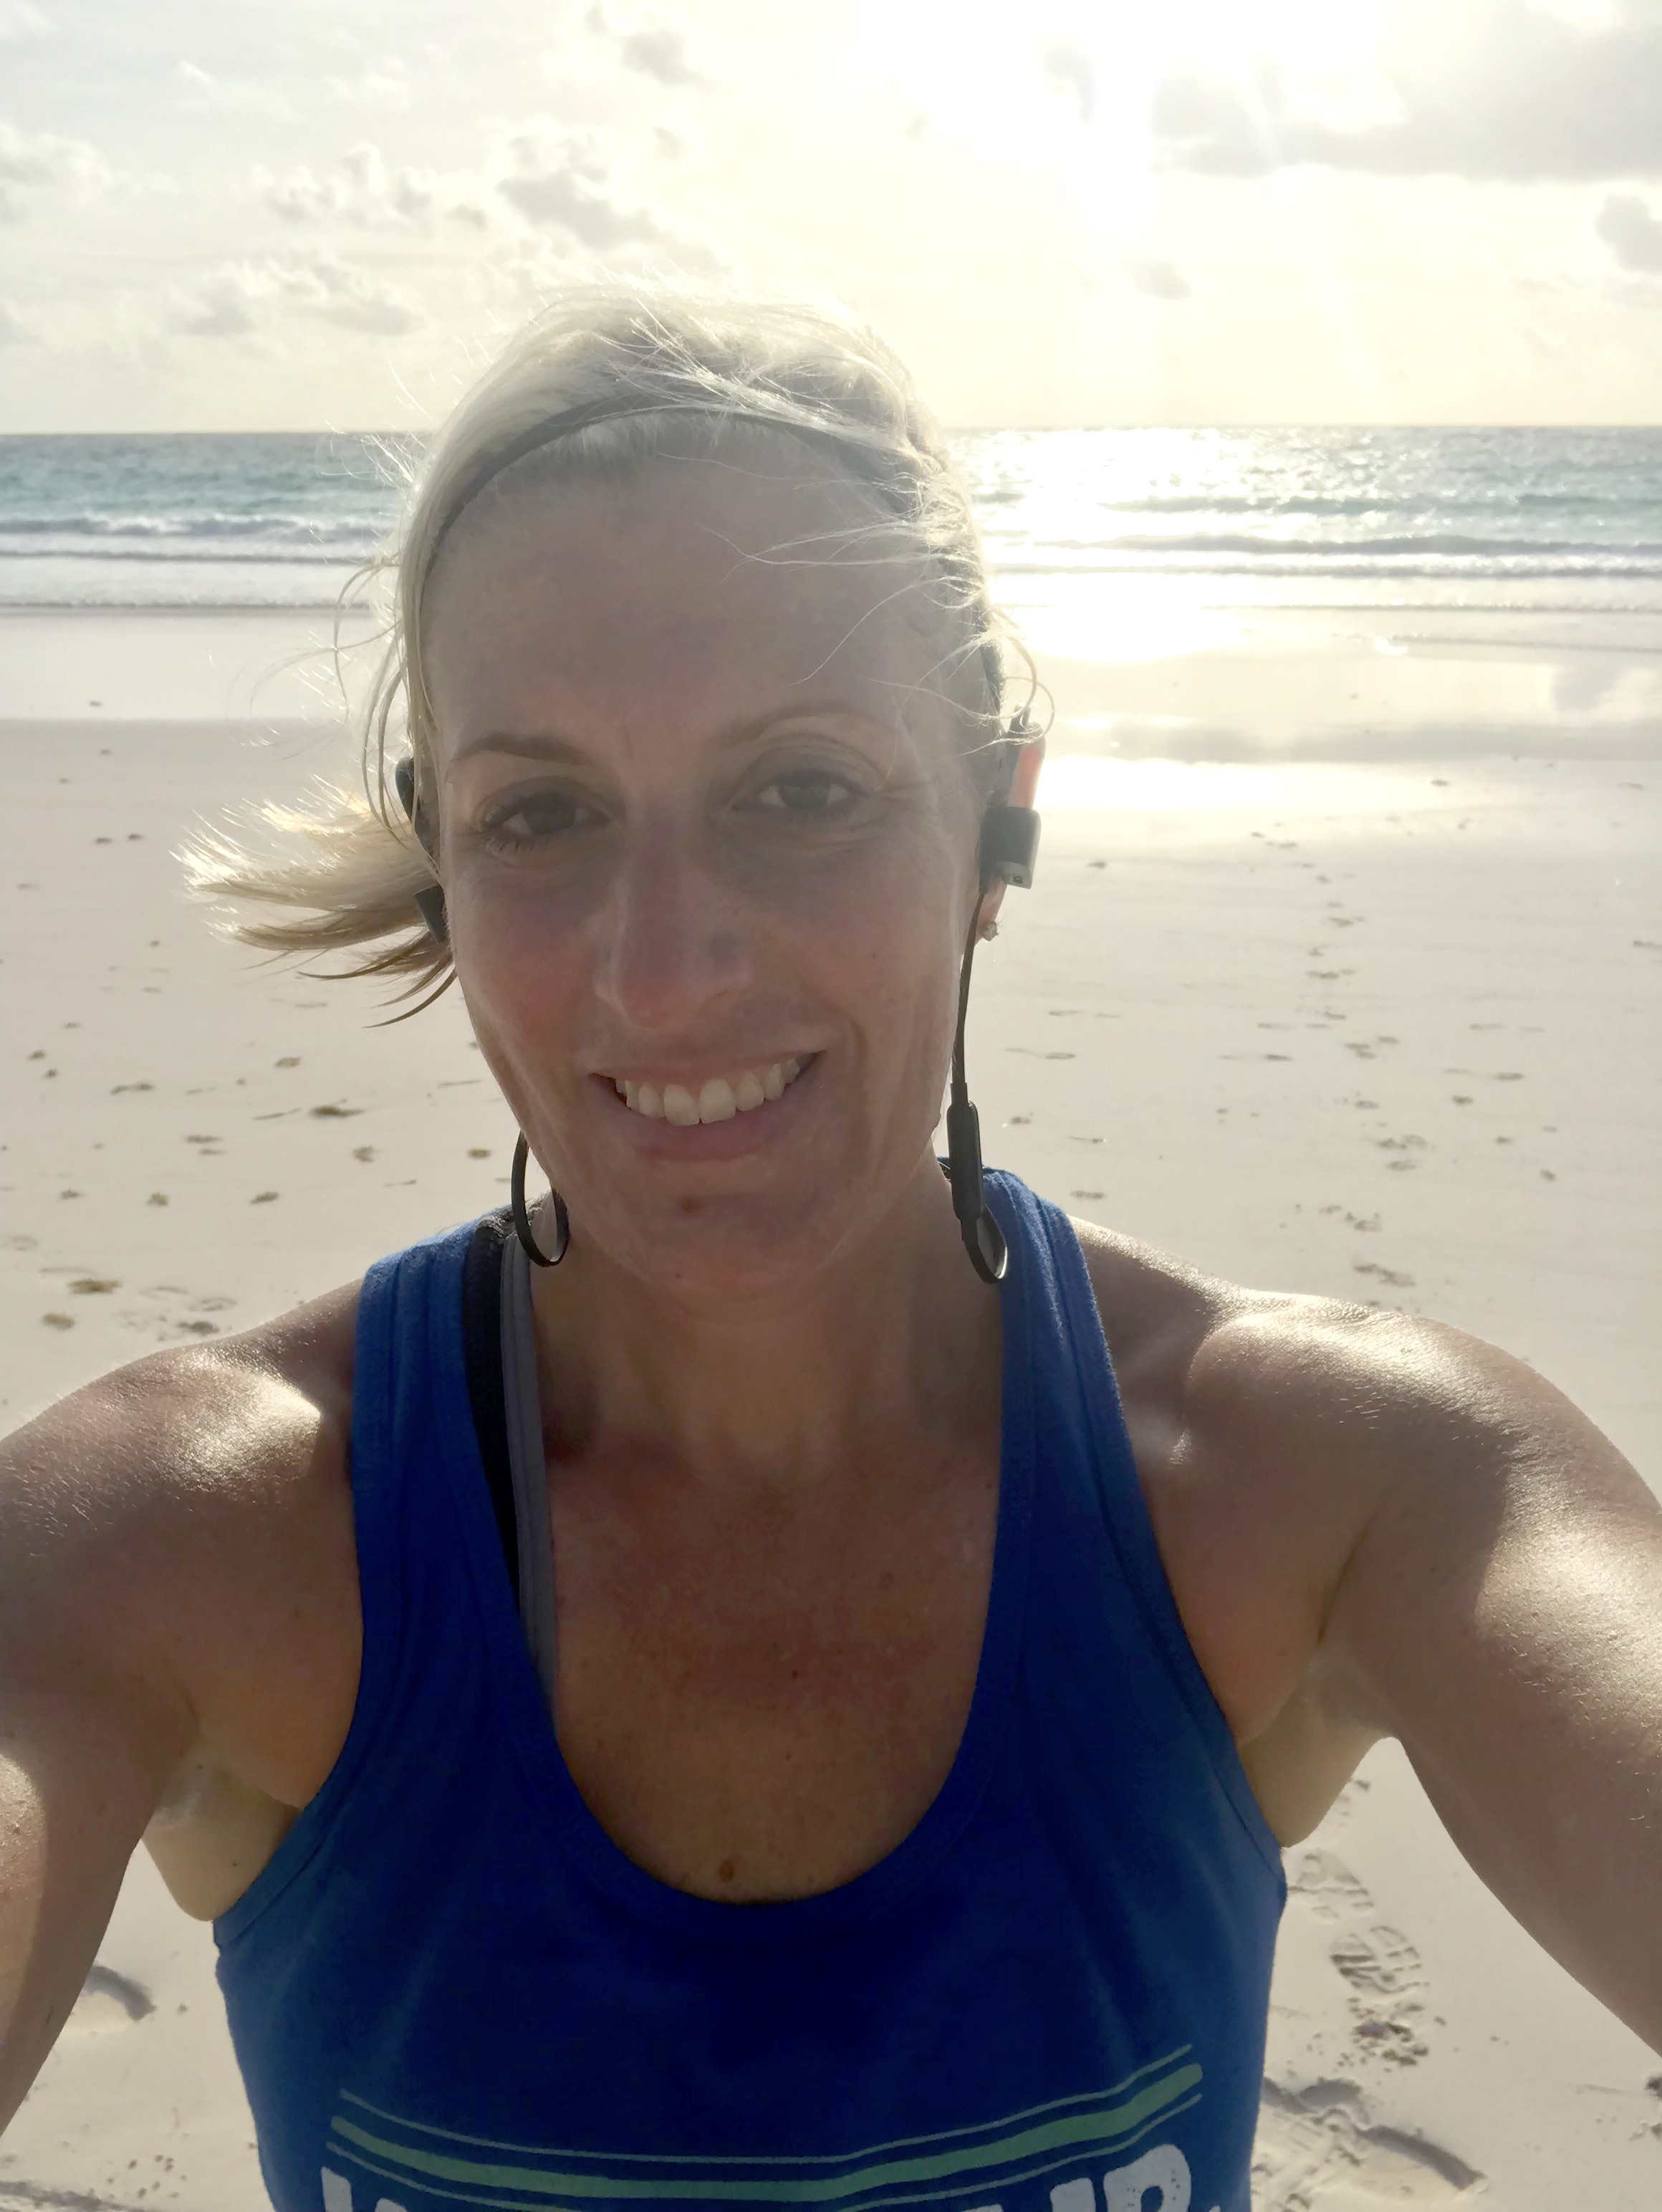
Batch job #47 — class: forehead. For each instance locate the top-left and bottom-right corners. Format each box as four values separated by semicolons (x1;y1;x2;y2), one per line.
421;447;941;756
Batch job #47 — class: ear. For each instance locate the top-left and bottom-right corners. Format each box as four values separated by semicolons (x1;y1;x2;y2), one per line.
1009;731;1045;810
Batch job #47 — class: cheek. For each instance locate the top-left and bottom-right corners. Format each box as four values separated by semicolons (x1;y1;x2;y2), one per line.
444;880;589;1074
825;841;970;1082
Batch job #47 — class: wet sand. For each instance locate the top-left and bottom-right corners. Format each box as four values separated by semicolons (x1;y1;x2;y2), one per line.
1;615;1659;2208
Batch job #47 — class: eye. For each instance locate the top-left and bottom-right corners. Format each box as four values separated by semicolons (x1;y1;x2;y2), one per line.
479;787;599;850
749;768;861;815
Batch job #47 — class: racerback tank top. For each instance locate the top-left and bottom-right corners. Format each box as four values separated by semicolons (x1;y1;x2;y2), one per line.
213;1170;1284;2212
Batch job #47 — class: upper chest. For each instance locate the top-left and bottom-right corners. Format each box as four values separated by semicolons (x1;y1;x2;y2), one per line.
541;1431;1001;1898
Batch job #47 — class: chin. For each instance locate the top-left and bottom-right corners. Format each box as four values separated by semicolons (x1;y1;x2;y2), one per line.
565;1175;898;1304
602;1203;841;1301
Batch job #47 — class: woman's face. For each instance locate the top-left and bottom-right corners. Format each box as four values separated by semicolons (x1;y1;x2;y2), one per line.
423;448;985;1300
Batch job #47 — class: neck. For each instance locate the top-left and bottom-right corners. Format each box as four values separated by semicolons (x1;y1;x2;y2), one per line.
531;1155;1001;1496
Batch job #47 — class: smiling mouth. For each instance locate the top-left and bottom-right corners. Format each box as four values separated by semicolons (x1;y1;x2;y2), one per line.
604;1056;812;1127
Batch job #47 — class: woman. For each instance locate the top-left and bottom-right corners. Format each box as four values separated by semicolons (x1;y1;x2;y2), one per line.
1;287;1658;2212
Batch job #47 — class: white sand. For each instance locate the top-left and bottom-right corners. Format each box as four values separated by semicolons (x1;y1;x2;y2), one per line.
2;612;1659;2207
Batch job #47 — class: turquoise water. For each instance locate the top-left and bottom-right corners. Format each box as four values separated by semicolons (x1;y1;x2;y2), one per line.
1;426;1658;620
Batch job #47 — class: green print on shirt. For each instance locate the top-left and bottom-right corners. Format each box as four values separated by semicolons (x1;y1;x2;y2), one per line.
322;2050;1203;2212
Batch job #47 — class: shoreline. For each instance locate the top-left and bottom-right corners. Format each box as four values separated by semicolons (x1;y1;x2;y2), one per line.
4;600;1659;763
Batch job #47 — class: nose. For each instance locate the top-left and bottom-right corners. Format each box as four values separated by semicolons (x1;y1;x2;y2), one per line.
590;814;758;1036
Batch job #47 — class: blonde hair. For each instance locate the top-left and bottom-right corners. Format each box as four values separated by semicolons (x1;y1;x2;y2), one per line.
185;279;1034;1009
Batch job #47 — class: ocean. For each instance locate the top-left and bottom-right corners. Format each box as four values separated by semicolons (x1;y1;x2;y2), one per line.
3;428;1658;645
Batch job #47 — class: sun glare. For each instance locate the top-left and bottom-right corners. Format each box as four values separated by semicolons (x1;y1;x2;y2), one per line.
865;0;1388;151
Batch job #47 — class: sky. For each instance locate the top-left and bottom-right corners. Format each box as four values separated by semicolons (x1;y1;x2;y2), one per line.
1;0;1659;431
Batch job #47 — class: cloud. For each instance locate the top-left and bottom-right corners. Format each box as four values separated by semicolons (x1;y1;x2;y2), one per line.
322;60;412;112
1152;1;1662;180
1039;39;1095;125
620;24;697;85
0;120;110;217
267;165;334;223
1122;251;1192;299
292;252;422;334
1596;190;1662;271
176;60;295;120
586;6;703;86
495;125;684;249
0;1;49;49
266;143;488;230
168;266;259;338
0;296;34;342
169;252;422;340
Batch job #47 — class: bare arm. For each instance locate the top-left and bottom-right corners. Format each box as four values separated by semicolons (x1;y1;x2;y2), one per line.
1;1365;200;2127
0;1307;358;2126
1193;1309;1662;2052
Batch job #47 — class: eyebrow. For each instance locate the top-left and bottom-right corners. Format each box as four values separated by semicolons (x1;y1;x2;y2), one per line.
447;701;889;771
449;731;587;769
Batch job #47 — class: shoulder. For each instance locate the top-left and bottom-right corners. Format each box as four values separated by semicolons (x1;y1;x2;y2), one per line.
1;1286;363;1796
1067;1208;1565;1532
3;1283;360;1572
1064;1216;1661;1834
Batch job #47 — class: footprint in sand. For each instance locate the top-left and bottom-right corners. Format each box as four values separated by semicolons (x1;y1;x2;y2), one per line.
1330;1925;1425;2003
1287;1847;1374;1923
1287;1850;1433;2068
63;1963;155;2038
1331;1925;1430;2065
1254;2077;1483;2208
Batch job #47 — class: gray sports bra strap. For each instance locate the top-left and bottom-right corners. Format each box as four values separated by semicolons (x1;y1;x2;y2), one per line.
499;1234;557;1717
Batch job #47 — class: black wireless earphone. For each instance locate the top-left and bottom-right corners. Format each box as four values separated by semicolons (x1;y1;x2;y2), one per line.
946;725;1041;1284
394;754;450;945
394;722;1042;1285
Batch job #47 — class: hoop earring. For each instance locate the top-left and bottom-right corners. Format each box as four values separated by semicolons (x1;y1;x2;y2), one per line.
510;1131;571;1268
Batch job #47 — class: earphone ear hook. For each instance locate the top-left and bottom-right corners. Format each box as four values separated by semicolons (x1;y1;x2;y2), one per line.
395;753;449;946
945;714;1043;1285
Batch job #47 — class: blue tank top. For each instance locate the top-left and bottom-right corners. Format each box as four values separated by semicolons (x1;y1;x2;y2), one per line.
214;1171;1284;2212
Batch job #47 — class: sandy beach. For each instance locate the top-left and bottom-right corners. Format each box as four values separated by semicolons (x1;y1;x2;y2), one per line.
2;608;1659;2208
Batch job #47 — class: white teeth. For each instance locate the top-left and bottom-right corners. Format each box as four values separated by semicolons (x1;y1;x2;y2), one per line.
610;1057;808;1124
662;1082;701;1127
